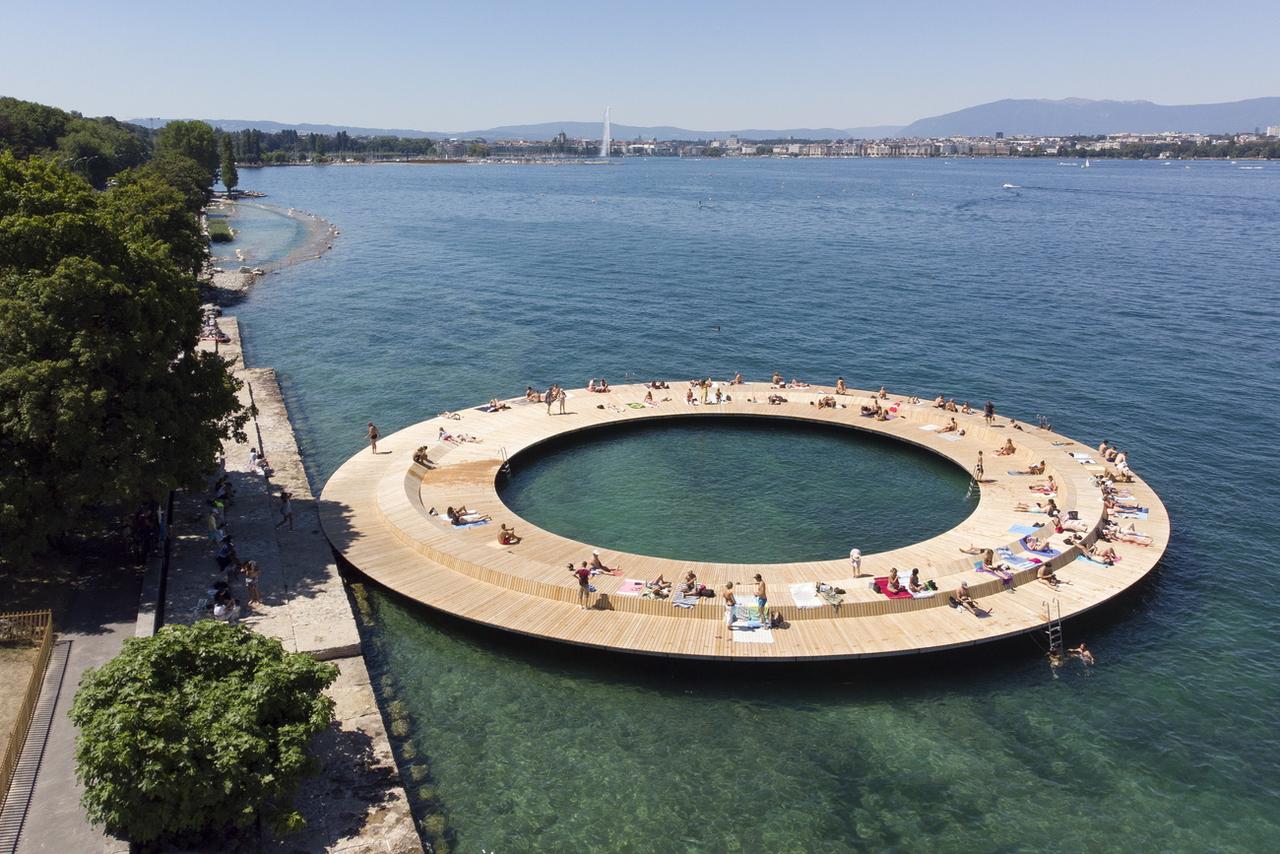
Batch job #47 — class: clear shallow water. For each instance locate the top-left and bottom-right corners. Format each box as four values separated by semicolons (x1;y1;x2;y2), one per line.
231;159;1280;850
499;417;975;563
209;200;305;269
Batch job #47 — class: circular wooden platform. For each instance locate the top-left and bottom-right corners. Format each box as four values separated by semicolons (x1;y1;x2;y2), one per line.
319;382;1169;661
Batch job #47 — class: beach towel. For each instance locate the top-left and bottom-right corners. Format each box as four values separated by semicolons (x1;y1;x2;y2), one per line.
938;433;962;442
996;547;1039;570
788;582;825;609
731;627;774;643
616;579;646;596
873;577;914;599
975;560;1014;584
1008;524;1041;536
1006;470;1032;476
627;402;646;409
1070;452;1094;461
908;584;937;599
1075;554;1119;566
437;514;489;529
920;424;940;431
1020;536;1061;558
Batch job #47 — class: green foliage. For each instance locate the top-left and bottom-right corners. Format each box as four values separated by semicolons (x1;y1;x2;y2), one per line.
71;621;338;845
155;120;219;183
219;135;239;192
0;151;246;563
467;142;489;158
0;97;151;187
139;152;215;214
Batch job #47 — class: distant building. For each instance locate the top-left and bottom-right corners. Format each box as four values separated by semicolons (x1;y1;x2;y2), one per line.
1267;126;1280;137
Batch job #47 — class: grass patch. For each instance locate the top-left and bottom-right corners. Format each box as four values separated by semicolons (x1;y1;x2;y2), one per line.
207;218;234;243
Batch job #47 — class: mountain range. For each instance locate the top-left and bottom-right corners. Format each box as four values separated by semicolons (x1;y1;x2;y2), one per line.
141;97;1279;141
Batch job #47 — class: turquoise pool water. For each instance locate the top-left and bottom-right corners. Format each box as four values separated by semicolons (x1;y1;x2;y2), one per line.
229;158;1279;851
499;416;975;563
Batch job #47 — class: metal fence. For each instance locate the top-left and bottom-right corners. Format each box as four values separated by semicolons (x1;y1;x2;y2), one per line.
0;610;54;806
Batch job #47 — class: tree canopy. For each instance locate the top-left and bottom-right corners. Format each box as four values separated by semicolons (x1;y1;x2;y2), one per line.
155;119;219;184
219;135;239;192
0;97;151;187
0;151;244;563
71;621;338;845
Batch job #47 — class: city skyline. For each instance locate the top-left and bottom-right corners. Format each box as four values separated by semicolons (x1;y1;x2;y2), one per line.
2;0;1278;131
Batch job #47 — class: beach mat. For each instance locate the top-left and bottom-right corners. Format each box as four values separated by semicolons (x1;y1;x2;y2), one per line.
938;433;962;442
627;403;646;409
1008;524;1041;536
788;582;824;609
616;579;646;596
873;577;914;599
731;627;774;643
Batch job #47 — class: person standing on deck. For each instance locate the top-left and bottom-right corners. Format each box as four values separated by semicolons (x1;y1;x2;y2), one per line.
974;451;985;482
573;562;592;609
754;573;768;626
983;400;995;426
722;582;737;629
274;490;293;531
557;387;567;415
849;548;862;578
546;385;556;415
367;421;380;453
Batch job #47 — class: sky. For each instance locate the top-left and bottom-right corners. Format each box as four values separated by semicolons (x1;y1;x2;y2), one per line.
3;0;1278;132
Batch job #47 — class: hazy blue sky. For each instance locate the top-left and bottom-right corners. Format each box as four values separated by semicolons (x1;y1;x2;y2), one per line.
3;0;1277;130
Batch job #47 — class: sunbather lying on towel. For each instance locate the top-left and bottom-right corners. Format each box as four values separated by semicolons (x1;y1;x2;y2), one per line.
1013;460;1046;475
446;505;490;525
1104;523;1152;545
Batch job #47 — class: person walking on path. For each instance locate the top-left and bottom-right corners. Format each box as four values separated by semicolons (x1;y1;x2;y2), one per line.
849;548;862;578
367;421;380;453
974;451;985;482
274;490;294;531
242;560;261;606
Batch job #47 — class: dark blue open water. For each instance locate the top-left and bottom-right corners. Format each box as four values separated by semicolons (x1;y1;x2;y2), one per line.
231;159;1279;851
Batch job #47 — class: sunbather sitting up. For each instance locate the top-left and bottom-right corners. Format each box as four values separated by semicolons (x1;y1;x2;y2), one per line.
952;581;985;615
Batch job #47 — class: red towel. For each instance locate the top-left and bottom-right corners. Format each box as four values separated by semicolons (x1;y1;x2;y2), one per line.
874;577;914;599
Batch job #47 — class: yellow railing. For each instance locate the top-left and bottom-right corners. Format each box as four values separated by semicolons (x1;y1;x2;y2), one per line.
0;609;54;806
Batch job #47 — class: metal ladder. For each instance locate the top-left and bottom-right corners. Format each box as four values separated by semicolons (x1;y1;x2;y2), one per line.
498;447;510;477
1044;599;1064;655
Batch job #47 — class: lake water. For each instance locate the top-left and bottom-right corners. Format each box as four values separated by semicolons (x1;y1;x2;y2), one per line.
231;158;1279;851
499;416;975;563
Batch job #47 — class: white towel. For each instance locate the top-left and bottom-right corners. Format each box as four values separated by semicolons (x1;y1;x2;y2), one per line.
788;582;824;609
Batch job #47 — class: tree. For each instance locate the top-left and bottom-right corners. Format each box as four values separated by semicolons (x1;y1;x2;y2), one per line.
0;152;246;563
219;135;238;193
155;120;219;184
140;152;215;214
71;621;338;845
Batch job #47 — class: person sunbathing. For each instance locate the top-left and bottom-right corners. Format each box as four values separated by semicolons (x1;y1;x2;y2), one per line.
1037;564;1062;588
835;377;847;394
939;418;960;433
446;505;489;525
907;568;927;593
961;401;973;415
958;545;985;555
1024;535;1051;552
878;386;889;400
771;372;784;386
438;411;462;420
815;396;837;409
439;427;460;444
996;438;1016;456
644;390;655;404
487;398;509;411
646;574;671;592
732;372;743;385
498;523;521;544
1106;523;1152;545
413;447;434;467
525;386;540;402
952;581;985;615
933;395;946;408
860;402;880;417
589;550;617;573
1089;544;1119;565
598;379;611;393
886;568;903;594
790;378;810;388
768;394;787;405
945;398;958;412
1029;476;1057;494
875;407;891;421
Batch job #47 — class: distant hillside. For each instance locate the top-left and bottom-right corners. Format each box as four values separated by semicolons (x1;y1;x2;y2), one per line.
140;119;439;139
900;97;1280;137
141;117;905;141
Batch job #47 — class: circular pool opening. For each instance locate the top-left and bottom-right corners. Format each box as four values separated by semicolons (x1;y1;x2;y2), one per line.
499;416;976;563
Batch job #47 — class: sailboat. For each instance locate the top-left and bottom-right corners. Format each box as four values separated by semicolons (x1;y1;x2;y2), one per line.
1082;158;1091;169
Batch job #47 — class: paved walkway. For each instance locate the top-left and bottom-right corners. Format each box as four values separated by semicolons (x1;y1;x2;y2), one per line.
12;566;137;854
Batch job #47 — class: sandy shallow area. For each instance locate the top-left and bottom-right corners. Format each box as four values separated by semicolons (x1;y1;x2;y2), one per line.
202;200;337;305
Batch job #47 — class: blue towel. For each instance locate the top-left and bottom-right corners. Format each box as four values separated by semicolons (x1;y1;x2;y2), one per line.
1008;524;1040;536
